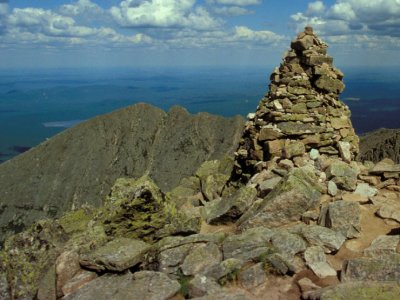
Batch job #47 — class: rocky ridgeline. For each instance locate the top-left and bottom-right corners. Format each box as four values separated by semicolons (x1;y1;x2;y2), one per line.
2;29;400;300
233;26;359;182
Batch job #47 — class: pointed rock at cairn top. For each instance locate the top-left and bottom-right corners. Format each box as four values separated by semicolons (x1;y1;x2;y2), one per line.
233;26;359;182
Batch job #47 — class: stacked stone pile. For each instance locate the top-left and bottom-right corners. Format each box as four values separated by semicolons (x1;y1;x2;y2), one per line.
234;26;359;182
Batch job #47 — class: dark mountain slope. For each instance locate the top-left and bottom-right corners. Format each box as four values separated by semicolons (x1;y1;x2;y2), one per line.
359;128;400;163
0;103;244;242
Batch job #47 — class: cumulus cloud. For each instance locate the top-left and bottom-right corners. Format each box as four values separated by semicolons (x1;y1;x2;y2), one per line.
291;0;400;47
3;6;150;47
59;0;103;17
213;6;253;16
110;0;221;30
207;0;261;6
163;25;284;49
306;1;325;15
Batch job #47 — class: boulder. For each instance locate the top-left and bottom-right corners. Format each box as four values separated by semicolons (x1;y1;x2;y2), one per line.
238;167;322;229
202;186;257;224
304;282;400;300
188;275;222;298
363;235;400;257
270;230;307;260
354;183;377;198
304;246;337;278
64;271;181;300
319;201;361;239
100;176;170;241
222;227;274;262
61;270;97;297
205;258;244;281
341;254;400;282
326;160;358;191
238;263;266;288
56;250;81;297
289;224;346;253
79;238;150;272
181;243;223;276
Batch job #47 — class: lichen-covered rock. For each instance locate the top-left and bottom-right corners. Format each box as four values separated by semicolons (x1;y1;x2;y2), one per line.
100;176;174;241
0;220;68;299
238;167;322;229
79;237;151;272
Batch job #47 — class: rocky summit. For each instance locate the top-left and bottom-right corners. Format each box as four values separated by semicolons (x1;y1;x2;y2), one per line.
2;27;400;300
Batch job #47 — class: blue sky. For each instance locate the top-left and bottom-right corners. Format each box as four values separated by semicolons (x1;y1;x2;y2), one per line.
0;0;399;68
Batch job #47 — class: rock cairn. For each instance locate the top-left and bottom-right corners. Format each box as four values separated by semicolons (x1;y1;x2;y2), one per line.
233;26;359;182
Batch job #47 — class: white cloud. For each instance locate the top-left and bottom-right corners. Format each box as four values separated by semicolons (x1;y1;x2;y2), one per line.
306;1;325;15
207;0;261;6
163;26;284;49
213;6;253;16
59;0;102;17
110;0;221;30
329;2;356;21
3;7;151;47
291;0;400;48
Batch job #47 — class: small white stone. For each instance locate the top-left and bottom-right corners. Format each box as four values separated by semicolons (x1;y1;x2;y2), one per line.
273;100;284;111
247;113;255;120
328;181;338;196
354;183;378;197
338;141;351;162
310;149;320;160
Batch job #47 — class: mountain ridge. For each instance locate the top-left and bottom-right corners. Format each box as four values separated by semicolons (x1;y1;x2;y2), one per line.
0;103;245;244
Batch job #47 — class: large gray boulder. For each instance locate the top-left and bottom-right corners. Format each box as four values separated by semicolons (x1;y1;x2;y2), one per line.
64;271;181;300
0;103;244;245
238;167;322;230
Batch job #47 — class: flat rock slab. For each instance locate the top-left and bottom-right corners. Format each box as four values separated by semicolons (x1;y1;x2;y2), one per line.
80;238;151;272
64;271;181;300
341;254;400;282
